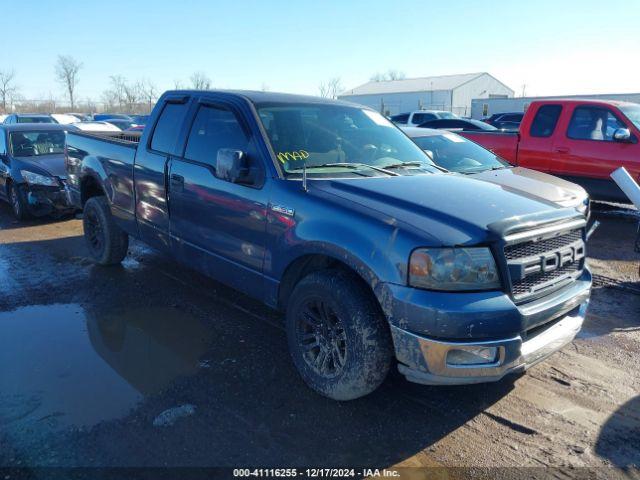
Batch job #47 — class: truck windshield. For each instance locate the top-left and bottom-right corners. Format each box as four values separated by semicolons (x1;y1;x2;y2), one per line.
411;132;511;174
9;131;66;157
256;103;437;177
619;104;640;130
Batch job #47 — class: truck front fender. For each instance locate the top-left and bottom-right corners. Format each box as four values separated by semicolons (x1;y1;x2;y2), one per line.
267;215;412;309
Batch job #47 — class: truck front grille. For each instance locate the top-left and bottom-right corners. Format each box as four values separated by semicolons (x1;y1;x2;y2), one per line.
504;228;585;302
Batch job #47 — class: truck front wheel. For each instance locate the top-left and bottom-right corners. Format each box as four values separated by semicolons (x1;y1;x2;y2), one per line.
286;269;393;400
83;196;129;265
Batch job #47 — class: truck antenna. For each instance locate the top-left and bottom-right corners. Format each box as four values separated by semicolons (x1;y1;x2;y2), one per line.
302;161;308;192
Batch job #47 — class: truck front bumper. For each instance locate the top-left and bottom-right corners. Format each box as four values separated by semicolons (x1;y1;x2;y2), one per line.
386;269;591;385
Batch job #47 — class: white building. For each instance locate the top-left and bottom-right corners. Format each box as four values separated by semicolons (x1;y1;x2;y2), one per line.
470;92;640;119
338;72;514;117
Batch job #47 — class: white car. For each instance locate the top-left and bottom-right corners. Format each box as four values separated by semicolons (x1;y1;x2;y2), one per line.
0;114;7;123
51;113;82;125
71;121;122;132
390;110;458;127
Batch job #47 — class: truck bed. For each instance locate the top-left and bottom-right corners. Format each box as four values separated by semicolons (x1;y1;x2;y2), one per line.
65;130;139;214
458;130;520;164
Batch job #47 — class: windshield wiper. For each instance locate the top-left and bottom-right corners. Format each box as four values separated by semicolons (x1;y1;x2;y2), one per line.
383;161;449;173
290;163;399;176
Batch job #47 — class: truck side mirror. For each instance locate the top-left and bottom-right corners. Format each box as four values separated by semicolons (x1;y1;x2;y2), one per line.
215;149;255;185
613;128;633;143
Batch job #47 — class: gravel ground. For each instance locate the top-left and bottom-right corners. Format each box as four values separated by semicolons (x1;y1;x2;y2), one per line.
0;203;638;479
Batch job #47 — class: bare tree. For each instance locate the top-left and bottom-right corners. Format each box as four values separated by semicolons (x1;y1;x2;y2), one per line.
100;89;119;112
370;69;406;82
109;75;127;109
140;79;158;113
123;81;141;111
0;70;19;112
190;71;212;90
318;77;343;99
55;55;83;109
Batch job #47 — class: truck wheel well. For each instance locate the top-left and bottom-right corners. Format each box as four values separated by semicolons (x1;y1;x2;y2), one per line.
278;254;377;312
81;177;105;206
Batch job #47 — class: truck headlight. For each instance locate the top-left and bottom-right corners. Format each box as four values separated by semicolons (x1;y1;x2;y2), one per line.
409;247;501;291
577;197;590;217
20;170;59;187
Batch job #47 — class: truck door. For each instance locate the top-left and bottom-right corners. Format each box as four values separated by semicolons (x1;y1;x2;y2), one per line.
517;104;563;172
167;100;269;299
134;96;191;251
0;130;8;198
552;104;637;201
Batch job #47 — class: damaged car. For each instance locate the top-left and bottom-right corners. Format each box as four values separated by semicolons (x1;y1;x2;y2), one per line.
0;124;76;219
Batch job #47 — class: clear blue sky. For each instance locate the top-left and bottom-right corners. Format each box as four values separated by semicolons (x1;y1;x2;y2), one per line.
2;0;639;102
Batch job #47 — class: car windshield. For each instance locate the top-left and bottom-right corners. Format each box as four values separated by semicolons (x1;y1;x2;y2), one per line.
411;132;510;174
438;112;457;119
256;103;438;177
17;116;54;124
9;131;66;157
619;104;640;130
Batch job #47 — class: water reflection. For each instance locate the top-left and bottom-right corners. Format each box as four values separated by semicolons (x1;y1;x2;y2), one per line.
0;303;212;431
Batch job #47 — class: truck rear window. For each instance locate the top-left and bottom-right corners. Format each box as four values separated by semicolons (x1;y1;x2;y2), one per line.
150;102;189;154
530;105;562;138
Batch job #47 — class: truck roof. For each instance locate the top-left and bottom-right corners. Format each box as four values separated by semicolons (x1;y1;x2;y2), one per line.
168;89;363;107
529;98;639;108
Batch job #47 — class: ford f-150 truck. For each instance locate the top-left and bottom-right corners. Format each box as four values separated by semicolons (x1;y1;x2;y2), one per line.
65;90;592;400
460;99;640;203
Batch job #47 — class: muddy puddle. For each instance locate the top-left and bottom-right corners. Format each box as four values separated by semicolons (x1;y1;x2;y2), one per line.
0;303;212;432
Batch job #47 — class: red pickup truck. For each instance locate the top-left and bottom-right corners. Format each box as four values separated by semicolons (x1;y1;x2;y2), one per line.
461;99;640;202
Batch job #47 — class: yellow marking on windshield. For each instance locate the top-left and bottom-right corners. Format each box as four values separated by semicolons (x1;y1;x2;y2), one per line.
277;150;309;163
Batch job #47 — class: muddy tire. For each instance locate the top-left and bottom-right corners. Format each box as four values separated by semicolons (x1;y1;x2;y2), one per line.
286;269;393;401
8;183;29;220
83;196;129;265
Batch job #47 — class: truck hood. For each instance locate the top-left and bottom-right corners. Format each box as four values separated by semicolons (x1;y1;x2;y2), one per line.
14;154;67;178
469;167;588;207
312;174;571;245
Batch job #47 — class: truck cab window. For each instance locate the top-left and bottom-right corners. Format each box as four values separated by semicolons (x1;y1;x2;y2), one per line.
567;106;627;141
184;106;249;166
390;113;409;124
530;105;562;138
0;131;6;155
150;102;189;154
412;113;436;124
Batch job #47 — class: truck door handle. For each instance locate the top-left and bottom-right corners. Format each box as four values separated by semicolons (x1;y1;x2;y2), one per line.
170;174;184;188
554;147;570;154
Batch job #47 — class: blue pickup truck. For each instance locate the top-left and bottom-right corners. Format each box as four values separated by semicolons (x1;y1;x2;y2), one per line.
65;90;591;400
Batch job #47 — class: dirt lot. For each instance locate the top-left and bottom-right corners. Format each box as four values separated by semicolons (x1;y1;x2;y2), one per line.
0;203;638;478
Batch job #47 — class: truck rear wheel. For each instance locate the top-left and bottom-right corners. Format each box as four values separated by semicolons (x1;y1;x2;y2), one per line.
285;269;393;400
83;196;129;265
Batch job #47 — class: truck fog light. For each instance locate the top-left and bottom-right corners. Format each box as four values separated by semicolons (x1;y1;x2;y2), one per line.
447;347;498;366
